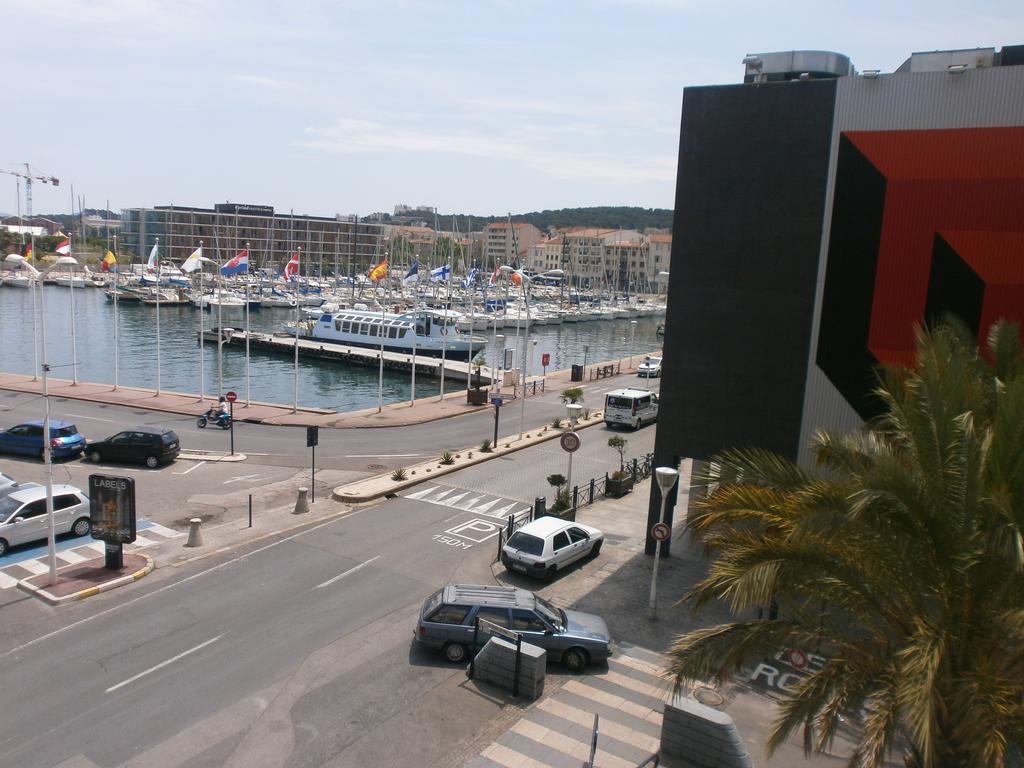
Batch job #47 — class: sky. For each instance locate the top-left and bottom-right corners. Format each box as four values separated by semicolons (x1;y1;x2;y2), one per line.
4;0;1022;220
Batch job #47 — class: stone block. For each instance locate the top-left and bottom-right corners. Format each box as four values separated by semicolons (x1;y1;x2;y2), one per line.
661;692;752;768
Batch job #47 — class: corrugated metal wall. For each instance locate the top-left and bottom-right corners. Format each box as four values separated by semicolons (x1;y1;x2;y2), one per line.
798;65;1024;466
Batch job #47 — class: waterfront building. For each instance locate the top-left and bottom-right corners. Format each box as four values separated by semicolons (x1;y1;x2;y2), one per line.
649;43;1024;552
118;203;388;276
482;221;543;269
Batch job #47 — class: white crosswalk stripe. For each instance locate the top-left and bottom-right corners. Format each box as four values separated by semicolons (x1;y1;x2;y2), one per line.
404;484;531;520
58;549;87;564
0;571;18;589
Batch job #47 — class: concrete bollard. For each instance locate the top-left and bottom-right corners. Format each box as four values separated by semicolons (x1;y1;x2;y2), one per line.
185;518;204;547
293;487;310;515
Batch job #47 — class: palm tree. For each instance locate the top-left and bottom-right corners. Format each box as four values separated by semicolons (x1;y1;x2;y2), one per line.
667;320;1024;768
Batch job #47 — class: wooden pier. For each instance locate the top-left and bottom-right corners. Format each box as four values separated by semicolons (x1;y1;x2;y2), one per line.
201;328;494;385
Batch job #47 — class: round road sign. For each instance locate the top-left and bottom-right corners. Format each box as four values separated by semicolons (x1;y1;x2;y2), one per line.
560;432;581;453
651;522;670;542
225;391;238;403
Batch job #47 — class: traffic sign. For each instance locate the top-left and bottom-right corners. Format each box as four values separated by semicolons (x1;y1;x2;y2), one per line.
651;522;670;542
560;432;581;453
490;396;504;407
225;390;238;403
541;352;550;367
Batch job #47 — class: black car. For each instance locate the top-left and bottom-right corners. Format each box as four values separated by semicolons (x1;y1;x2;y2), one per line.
87;426;180;468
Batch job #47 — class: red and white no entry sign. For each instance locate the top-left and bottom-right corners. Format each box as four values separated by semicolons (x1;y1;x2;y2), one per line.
225;391;238;403
651;522;670;542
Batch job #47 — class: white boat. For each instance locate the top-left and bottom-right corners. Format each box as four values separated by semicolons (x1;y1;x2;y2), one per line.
4;274;33;289
54;275;87;288
295;307;486;360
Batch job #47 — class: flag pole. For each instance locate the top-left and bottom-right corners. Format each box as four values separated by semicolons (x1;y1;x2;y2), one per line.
292;246;301;413
113;235;119;390
198;241;205;403
69;234;78;385
245;241;251;407
156;236;162;396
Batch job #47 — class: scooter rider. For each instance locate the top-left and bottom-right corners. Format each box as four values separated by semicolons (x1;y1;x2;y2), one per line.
207;396;230;424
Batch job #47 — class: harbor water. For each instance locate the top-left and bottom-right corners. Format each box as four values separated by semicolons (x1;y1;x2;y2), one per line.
0;285;663;412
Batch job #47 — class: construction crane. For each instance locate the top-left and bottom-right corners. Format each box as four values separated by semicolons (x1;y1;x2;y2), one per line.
1;163;60;229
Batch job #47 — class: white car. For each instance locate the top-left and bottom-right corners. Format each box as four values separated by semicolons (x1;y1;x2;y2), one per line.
0;484;91;557
501;517;604;582
637;356;662;377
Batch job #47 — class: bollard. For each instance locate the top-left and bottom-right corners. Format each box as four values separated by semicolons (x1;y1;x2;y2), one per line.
293;486;310;515
185;518;204;547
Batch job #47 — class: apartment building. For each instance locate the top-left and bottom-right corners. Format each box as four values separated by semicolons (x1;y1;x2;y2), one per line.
482;221;544;267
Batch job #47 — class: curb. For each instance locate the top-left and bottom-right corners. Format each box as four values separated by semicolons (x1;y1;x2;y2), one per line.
177;451;248;462
17;554;155;605
331;412;606;503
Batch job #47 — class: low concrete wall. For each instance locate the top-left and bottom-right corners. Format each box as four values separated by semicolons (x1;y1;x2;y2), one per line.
472;636;546;701
661;691;752;767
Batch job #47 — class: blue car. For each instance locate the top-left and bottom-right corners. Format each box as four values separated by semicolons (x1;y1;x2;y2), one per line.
0;420;87;460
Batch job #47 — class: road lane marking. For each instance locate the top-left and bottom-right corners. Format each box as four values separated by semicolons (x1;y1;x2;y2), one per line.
63;413;122;424
223;474;263;484
0;572;18;589
0;514;357;660
174;461;206;475
313;555;381;589
345;453;421;458
105;635;224;693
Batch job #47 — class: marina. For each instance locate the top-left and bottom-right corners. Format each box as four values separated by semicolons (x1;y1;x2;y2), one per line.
0;280;665;412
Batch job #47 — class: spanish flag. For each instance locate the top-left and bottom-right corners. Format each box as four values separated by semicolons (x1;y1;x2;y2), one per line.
368;259;389;281
101;250;117;272
22;242;33;262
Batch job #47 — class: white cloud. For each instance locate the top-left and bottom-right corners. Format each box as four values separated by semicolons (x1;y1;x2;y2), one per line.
233;74;293;89
295;117;676;185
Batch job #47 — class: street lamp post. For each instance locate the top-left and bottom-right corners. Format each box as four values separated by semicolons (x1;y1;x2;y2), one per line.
565;403;583;493
648;466;680;618
628;320;637;368
494;334;504;393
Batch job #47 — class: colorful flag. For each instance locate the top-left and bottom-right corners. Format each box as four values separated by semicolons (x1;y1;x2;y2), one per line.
181;245;204;273
488;264;501;286
283;252;300;280
462;267;479;289
368;260;389;281
22;242;33;262
55;238;71;255
403;259;420;282
221;249;249;276
430;264;451;282
147;242;159;271
101;250;117;272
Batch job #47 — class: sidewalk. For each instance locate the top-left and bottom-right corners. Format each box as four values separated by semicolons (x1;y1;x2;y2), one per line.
0;359;633;429
461;467;867;768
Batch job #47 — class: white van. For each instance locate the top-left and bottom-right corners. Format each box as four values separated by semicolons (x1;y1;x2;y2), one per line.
604;388;659;430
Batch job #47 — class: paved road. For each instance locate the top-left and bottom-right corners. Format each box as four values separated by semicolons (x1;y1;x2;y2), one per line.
0;380;660;767
0;492;514;768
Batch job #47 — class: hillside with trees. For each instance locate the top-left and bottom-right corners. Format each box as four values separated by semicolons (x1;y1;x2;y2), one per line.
378;206;673;233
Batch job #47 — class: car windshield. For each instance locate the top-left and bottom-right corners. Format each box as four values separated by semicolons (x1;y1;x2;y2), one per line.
53;426;78;438
534;596;565;631
0;496;23;519
506;532;544;556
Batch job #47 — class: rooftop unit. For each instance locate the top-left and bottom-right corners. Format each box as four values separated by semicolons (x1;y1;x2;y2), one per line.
742;50;854;83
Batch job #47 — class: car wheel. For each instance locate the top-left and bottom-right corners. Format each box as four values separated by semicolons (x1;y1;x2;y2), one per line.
590;540;602;558
72;517;91;537
89;450;102;463
145;455;159;469
544;565;557;583
562;647;589;673
0;538;9;557
443;642;469;663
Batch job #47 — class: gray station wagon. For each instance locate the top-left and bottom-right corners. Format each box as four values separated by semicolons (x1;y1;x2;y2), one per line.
414;583;613;672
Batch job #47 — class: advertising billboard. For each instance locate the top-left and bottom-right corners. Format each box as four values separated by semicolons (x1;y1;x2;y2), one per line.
88;474;137;545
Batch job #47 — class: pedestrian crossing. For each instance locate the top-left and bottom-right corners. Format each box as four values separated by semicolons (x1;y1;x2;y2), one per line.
0;521;183;590
405;484;532;521
466;644;669;768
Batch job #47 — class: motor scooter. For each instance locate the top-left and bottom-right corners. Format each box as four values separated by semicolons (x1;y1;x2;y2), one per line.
197;409;232;429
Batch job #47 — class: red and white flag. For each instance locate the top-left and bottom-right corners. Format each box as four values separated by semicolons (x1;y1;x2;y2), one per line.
488;264;501;286
284;252;300;279
55;238;71;255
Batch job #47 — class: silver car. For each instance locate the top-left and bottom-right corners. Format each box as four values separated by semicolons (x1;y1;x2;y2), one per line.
0;484;91;557
414;583;613;672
